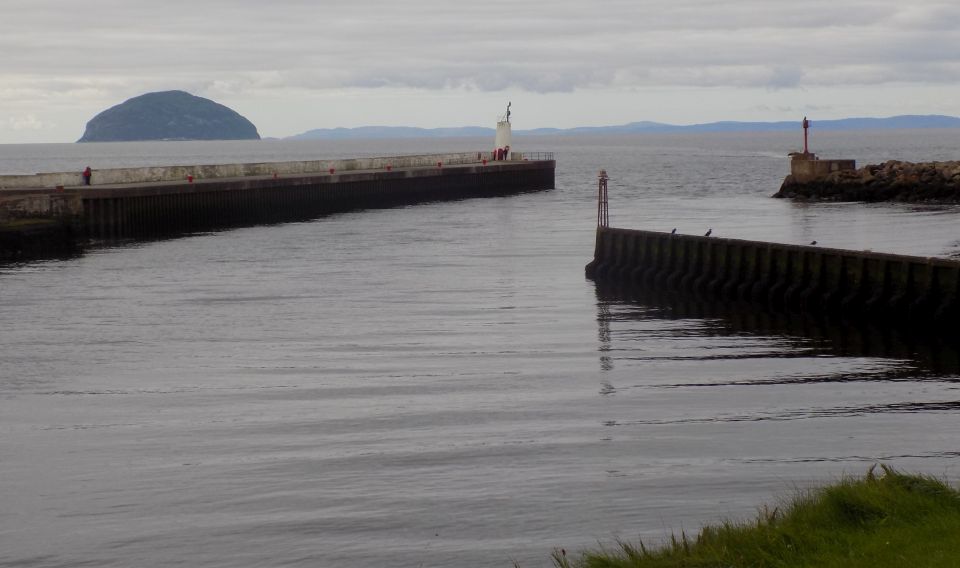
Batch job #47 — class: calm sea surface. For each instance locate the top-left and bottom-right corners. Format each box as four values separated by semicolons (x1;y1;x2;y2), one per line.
2;131;960;567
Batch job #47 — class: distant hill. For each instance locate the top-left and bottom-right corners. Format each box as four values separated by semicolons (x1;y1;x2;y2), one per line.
78;90;260;142
287;115;960;140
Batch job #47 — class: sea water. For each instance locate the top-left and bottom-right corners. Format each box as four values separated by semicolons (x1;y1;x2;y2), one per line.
2;130;959;567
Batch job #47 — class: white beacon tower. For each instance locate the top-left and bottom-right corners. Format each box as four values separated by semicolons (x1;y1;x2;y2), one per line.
493;102;512;160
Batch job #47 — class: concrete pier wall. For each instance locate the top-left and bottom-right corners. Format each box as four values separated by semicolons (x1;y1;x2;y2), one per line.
585;227;960;325
0;160;554;261
789;153;856;183
74;161;553;240
0;191;82;222
0;152;493;190
0;192;84;261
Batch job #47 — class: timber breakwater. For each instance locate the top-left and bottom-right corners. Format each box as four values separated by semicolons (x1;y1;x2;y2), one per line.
0;152;554;262
776;159;960;202
585;227;960;328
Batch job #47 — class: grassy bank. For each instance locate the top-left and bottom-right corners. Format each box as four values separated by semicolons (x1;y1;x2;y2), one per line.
554;466;960;568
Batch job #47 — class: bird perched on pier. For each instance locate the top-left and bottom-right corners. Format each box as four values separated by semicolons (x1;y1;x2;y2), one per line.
810;240;817;245
671;228;677;234
705;228;712;237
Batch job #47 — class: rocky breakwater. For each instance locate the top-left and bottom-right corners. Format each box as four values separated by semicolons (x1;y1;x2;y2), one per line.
775;160;960;202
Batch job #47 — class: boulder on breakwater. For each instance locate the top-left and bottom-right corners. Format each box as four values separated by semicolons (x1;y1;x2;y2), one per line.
775;160;960;202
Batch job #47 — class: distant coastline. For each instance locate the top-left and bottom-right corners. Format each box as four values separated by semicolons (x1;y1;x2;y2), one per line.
289;114;960;140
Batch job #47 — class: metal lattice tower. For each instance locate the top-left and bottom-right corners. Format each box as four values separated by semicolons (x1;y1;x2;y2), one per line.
597;169;609;228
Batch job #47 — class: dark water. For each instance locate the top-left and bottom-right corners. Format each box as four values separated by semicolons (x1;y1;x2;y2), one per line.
2;131;960;567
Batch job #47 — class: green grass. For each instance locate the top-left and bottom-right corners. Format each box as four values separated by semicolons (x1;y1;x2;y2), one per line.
553;465;960;568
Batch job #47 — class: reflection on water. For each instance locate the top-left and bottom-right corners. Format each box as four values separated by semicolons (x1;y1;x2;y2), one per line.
590;279;960;490
595;281;960;376
740;451;960;464
601;399;960;426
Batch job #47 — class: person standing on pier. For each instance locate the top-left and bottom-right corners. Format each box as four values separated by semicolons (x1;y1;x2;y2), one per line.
82;166;92;185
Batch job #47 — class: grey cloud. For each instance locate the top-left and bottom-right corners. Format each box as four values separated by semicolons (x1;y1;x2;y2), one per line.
345;65;613;94
767;67;805;90
1;0;959;103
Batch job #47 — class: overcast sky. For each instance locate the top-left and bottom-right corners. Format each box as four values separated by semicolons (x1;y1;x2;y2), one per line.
2;0;958;143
